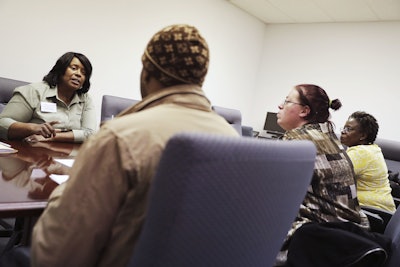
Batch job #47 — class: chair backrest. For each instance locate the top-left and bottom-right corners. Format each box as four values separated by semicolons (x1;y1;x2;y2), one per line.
212;105;242;135
384;206;400;267
241;125;254;137
100;95;244;136
100;95;139;122
375;138;400;173
128;133;316;267
0;77;29;113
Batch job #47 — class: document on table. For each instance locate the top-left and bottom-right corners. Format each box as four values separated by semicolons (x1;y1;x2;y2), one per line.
49;159;75;184
0;141;18;154
55;158;75;167
50;174;69;184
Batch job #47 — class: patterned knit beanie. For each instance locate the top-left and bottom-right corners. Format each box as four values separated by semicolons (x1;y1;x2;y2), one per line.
142;24;209;86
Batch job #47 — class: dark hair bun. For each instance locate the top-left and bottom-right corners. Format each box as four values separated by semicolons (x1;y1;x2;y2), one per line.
330;99;342;110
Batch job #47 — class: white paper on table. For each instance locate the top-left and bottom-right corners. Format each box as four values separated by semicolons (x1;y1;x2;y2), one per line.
54;158;75;167
50;159;75;184
50;174;70;184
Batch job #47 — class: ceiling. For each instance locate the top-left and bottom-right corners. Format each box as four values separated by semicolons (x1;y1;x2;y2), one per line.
227;0;400;24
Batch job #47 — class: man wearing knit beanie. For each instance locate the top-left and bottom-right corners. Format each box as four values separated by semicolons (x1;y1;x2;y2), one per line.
142;24;209;87
31;24;238;267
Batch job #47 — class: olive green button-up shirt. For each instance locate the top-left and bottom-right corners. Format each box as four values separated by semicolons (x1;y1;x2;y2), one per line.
0;81;96;142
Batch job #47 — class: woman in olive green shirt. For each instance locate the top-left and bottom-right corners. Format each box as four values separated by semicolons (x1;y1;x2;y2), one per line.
0;52;96;143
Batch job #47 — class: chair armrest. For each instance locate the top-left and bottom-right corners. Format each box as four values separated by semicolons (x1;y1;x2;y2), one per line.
361;205;394;220
361;205;394;233
361;209;385;233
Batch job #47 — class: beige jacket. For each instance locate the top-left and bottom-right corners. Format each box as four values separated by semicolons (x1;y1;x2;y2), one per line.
31;84;239;267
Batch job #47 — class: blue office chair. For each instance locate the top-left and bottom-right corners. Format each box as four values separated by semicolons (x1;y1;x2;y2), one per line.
100;95;139;122
361;205;394;234
241;125;254;137
212;105;242;135
384;206;400;267
128;133;316;267
100;94;245;136
0;77;29;113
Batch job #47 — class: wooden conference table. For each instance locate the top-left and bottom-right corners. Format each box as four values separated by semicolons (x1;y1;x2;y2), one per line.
0;140;81;218
0;140;80;248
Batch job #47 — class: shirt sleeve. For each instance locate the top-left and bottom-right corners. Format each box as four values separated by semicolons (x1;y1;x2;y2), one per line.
31;130;129;267
72;94;97;142
0;88;36;140
346;146;368;177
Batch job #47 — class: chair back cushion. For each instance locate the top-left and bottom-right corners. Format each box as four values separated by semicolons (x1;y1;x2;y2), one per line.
384;206;400;267
0;77;29;113
241;125;254;137
212;105;242;135
129;133;316;267
100;95;139;122
375;138;400;172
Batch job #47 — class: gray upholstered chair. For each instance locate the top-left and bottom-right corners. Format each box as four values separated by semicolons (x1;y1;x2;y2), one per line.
0;77;29;113
100;95;139;122
384;206;400;267
100;94;244;136
212;105;242;135
241;125;254;137
375;138;400;173
361;205;394;233
128;133;316;267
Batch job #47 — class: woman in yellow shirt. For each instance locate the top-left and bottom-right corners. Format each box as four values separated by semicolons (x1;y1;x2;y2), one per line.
340;111;395;212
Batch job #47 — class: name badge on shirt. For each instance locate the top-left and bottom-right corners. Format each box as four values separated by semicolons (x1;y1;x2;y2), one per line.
41;102;57;113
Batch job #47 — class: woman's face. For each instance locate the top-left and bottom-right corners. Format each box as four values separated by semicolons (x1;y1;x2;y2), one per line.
59;57;86;91
277;88;309;131
340;118;366;147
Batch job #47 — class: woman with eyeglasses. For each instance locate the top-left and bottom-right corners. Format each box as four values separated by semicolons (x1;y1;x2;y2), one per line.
273;84;387;267
340;111;395;212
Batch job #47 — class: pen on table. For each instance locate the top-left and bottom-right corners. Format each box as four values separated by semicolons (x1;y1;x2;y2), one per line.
0;141;11;147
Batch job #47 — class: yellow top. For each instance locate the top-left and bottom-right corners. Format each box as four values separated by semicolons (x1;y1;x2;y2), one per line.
347;144;396;212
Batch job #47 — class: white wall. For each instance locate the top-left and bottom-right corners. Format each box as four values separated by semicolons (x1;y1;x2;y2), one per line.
0;0;265;126
1;1;399;140
254;22;400;140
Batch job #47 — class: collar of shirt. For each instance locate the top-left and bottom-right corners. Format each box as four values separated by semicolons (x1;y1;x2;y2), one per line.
44;85;84;106
117;84;212;118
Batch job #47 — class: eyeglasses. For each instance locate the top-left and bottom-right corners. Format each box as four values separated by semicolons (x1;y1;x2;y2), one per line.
340;126;355;134
282;99;304;106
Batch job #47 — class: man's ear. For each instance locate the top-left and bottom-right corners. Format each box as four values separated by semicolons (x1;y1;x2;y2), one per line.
299;105;311;118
